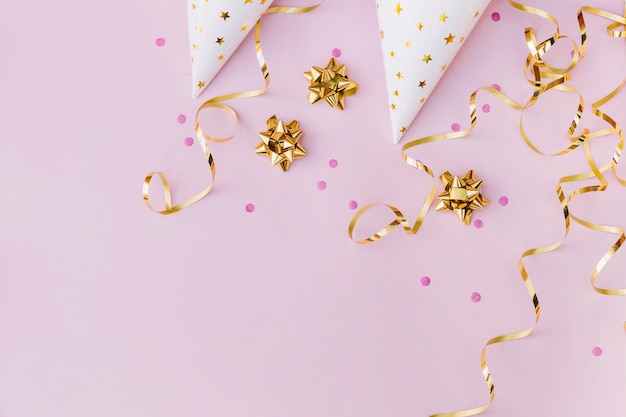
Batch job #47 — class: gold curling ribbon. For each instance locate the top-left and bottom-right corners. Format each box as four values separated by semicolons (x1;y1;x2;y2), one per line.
430;5;626;417
348;2;626;415
143;3;323;214
349;1;587;243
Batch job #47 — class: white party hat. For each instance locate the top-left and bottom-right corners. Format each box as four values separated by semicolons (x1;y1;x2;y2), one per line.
188;0;273;98
376;0;491;143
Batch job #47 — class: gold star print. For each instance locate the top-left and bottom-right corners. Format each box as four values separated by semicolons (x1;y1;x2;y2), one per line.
435;170;489;224
405;40;412;48
474;11;480;17
191;3;196;10
380;30;385;39
420;97;425;103
394;89;399;96
394;3;403;15
444;33;455;44
245;0;252;3
191;57;195;63
218;54;224;60
422;54;432;63
256;116;306;172
260;0;267;4
220;11;230;20
390;50;395;57
441;64;447;72
400;126;407;133
460;36;465;43
303;58;359;110
417;22;424;30
197;81;205;88
418;80;427;88
195;26;202;32
396;71;403;79
192;43;199;50
391;103;397;110
439;13;448;22
241;25;248;31
216;37;224;45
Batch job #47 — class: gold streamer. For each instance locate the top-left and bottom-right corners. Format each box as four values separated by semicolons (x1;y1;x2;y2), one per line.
429;4;626;417
348;2;626;415
143;3;323;214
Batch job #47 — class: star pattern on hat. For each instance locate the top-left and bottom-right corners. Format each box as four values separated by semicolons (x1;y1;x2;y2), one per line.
376;0;491;142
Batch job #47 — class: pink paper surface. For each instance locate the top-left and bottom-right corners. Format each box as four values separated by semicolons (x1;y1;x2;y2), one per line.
1;1;625;416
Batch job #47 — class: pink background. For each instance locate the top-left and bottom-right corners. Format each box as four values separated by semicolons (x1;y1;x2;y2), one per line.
1;0;625;416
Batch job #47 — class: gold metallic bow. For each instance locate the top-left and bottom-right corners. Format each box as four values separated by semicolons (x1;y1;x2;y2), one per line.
303;58;358;110
435;170;489;224
255;115;306;171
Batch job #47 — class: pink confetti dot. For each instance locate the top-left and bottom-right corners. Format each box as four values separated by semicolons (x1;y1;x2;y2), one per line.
420;276;431;286
482;104;491;113
329;159;338;168
331;48;342;58
317;181;327;191
155;37;166;47
592;346;603;356
570;50;575;58
491;12;501;22
491;83;501;91
183;137;194;146
348;200;358;210
473;219;484;229
499;196;509;206
451;123;461;132
176;114;186;124
245;203;255;213
471;292;482;303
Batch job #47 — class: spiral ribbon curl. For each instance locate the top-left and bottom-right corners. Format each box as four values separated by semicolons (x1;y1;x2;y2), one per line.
143;3;323;214
347;2;625;416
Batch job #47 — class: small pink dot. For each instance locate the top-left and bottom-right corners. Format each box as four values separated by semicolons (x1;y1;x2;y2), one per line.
331;48;342;58
348;200;358;210
451;123;461;132
474;219;484;229
176;114;186;124
183;137;194;146
499;196;509;206
482;104;491;113
317;181;327;191
420;276;431;286
491;12;501;22
245;203;255;213
155;37;166;47
471;292;482;303
329;159;338;168
491;83;501;91
592;346;603;356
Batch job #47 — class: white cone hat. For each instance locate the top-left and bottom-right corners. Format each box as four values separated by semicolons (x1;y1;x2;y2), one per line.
376;0;491;143
188;0;273;98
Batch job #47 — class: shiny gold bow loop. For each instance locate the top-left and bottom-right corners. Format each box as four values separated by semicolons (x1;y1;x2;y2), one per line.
143;2;324;215
304;58;358;110
255;115;306;171
436;171;489;225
